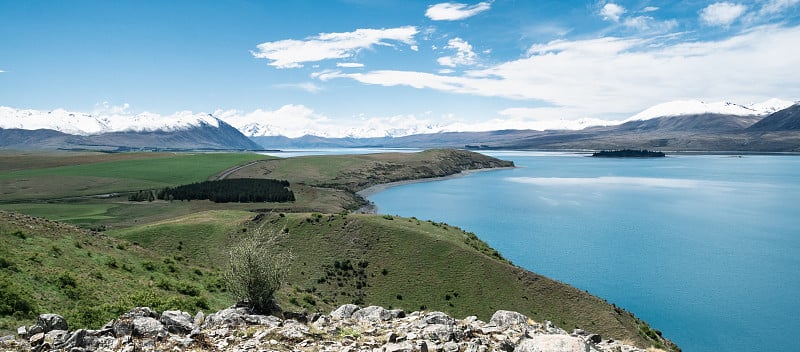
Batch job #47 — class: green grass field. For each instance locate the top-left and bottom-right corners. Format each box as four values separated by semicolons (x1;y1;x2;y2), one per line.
0;153;270;201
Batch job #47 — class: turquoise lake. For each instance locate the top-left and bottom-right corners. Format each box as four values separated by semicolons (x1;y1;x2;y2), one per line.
367;151;800;352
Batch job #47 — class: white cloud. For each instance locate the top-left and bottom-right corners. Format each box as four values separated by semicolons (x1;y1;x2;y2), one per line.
252;26;418;68
437;37;478;67
336;62;365;68
0;69;5;73
425;2;492;21
410;45;419;51
316;25;800;120
214;105;446;138
274;82;323;93
700;2;747;26
600;3;626;22
642;6;659;12
93;101;131;115
438;68;455;74
622;16;678;32
759;0;800;15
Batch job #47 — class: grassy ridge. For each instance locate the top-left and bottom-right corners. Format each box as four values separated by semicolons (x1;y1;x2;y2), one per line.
229;149;514;192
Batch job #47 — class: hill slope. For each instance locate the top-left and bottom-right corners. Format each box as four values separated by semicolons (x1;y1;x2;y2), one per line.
747;104;800;131
110;211;677;350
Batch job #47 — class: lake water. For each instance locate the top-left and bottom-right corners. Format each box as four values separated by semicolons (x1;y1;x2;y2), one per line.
367;151;800;352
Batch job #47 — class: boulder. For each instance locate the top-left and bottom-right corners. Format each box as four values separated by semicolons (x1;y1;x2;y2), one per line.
132;317;166;338
423;311;455;325
37;313;68;332
514;335;593;352
43;329;69;347
352;306;392;321
59;329;87;349
490;310;529;328
160;310;195;334
122;307;159;319
384;340;415;352
330;304;361;319
423;324;456;342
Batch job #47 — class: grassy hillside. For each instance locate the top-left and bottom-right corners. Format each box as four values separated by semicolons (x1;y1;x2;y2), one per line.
0;211;235;334
110;210;677;350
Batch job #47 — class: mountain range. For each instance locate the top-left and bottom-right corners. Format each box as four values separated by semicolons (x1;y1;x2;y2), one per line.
1;99;798;152
0;108;261;151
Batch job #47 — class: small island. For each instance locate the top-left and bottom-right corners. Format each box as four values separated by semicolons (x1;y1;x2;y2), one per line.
591;149;666;158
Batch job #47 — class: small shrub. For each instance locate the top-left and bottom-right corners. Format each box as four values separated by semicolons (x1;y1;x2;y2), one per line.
0;276;36;317
50;245;63;257
382;215;394;220
105;257;118;268
58;273;77;288
224;227;293;313
142;261;157;271
302;295;316;306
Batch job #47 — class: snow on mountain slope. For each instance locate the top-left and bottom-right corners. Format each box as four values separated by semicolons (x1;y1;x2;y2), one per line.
627;99;794;121
0;106;220;135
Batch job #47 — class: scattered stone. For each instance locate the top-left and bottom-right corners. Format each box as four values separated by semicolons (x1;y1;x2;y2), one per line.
515;335;593;352
132;317;166;338
160;310;195;334
8;304;657;352
490;310;529;329
352;305;393;321
37;314;68;333
330;304;361;319
17;326;27;338
423;311;455;325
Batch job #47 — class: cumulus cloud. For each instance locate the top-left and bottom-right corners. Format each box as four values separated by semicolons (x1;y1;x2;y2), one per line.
759;0;800;15
274;82;323;93
600;3;626;22
642;6;659;12
623;16;678;32
437;38;478;67
336;62;365;68
214;105;446;138
700;2;747;26
316;25;800;119
252;26;418;68
425;2;492;21
93;101;131;115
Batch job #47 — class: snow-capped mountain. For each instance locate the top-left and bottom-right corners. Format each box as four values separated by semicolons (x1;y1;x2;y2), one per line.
0;106;260;150
627;99;794;121
0;106;220;135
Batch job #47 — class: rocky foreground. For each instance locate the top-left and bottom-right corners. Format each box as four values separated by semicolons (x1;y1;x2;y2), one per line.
1;304;665;352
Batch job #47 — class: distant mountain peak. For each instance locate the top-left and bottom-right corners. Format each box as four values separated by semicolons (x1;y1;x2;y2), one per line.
627;98;795;122
0;106;224;135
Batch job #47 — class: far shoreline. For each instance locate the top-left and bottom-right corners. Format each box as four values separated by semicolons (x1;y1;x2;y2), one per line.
355;166;516;213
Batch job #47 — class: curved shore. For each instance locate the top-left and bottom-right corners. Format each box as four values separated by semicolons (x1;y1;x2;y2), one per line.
356;166;515;212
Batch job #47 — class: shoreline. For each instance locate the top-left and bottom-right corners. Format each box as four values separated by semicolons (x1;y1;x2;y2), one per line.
355;167;515;213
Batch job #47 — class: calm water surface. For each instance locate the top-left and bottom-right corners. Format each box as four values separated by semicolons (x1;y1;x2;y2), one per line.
368;151;800;352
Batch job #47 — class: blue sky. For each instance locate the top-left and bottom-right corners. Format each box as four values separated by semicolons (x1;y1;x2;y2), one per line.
1;0;799;136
